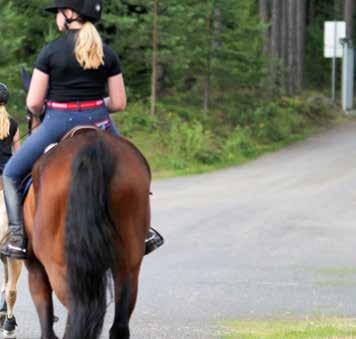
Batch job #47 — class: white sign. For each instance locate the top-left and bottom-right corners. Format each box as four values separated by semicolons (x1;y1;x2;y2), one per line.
324;21;346;58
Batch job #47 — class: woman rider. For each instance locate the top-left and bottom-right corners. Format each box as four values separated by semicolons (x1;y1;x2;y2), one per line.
0;84;21;175
1;0;163;259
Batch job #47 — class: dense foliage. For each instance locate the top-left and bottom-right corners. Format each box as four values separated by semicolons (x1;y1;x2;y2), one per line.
0;0;349;175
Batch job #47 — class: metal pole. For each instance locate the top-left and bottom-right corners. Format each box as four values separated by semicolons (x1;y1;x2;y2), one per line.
342;39;354;112
331;20;337;102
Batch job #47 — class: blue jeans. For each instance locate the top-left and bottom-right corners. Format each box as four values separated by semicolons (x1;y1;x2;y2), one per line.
4;106;119;183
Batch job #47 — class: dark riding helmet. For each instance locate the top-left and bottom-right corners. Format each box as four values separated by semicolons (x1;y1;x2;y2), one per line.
0;83;9;105
45;0;102;23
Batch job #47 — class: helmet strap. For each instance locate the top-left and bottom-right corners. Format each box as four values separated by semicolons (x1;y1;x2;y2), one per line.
60;10;84;30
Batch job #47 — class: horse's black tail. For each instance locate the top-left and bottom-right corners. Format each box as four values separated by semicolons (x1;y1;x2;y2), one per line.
65;138;117;339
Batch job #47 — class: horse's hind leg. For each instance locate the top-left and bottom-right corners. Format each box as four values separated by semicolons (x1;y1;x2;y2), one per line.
26;259;58;339
5;259;23;318
109;269;140;339
2;258;23;339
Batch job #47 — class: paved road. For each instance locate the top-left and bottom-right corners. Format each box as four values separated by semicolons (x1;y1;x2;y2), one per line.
9;122;356;338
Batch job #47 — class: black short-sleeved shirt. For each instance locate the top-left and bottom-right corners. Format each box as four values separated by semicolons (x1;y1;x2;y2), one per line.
0;118;18;172
34;30;122;102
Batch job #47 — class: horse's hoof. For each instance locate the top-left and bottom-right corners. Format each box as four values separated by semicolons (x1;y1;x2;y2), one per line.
3;316;17;338
3;329;16;338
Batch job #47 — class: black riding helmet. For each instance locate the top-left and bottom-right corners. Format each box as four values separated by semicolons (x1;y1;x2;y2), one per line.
45;0;102;23
0;83;9;105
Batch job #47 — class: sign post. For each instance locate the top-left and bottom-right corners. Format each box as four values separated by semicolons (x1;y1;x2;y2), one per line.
324;21;346;102
341;38;354;112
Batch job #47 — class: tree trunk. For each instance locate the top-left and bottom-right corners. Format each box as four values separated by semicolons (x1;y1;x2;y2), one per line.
269;0;282;91
281;0;288;91
259;0;270;54
307;0;315;25
296;0;306;92
203;2;216;114
270;0;281;60
150;0;158;116
203;40;211;114
334;0;343;20
287;0;297;95
344;0;354;40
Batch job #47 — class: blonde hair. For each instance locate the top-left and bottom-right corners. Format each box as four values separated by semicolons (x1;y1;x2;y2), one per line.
0;105;10;140
75;22;104;70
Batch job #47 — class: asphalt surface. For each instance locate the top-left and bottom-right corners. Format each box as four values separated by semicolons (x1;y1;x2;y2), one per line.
7;121;356;338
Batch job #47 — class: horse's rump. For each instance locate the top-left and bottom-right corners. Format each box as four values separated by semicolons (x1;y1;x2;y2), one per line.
26;130;150;257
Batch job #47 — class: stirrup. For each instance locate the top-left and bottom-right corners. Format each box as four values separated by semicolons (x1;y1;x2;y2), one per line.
0;243;27;260
145;228;164;255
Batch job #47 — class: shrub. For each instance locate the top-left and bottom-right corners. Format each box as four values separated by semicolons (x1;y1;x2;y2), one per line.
221;127;257;162
164;116;213;167
251;99;310;143
114;102;158;136
301;94;339;121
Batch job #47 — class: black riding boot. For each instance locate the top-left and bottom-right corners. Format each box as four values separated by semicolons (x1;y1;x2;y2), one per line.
0;176;27;259
145;227;164;255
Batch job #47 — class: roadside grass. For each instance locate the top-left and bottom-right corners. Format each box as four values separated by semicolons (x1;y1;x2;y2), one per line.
15;114;348;180
13;94;350;180
128;124;328;179
16;119;321;180
218;318;356;339
113;94;347;179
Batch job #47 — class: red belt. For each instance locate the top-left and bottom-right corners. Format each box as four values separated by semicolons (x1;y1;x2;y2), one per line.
46;100;104;110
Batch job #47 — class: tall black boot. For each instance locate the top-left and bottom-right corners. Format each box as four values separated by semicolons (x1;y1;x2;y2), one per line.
0;176;27;259
145;227;164;255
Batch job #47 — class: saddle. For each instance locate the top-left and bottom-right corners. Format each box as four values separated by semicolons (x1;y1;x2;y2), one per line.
21;126;99;201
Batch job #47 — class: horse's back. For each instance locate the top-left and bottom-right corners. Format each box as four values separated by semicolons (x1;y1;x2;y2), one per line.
31;130;151;215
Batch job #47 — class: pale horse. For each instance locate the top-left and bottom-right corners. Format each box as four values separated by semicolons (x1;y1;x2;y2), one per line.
0;180;23;339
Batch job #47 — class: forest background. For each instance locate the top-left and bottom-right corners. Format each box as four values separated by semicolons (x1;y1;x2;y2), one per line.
0;0;354;177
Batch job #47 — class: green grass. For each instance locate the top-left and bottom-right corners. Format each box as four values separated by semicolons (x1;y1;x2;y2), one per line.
218;318;356;339
130;125;324;179
16;121;320;180
14;96;350;181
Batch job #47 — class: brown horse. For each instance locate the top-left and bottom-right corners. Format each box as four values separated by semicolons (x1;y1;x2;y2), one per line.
23;129;150;339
